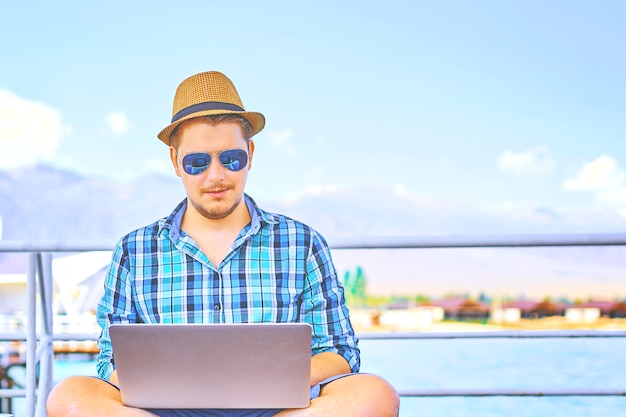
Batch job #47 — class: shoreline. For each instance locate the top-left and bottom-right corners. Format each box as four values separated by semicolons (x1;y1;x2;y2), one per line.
354;317;626;333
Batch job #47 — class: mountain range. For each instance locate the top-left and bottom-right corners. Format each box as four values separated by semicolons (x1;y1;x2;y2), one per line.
1;165;624;299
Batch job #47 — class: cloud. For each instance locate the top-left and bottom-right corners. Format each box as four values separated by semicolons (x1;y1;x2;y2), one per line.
564;156;626;209
105;112;130;135
498;145;555;175
564;156;624;191
0;90;63;169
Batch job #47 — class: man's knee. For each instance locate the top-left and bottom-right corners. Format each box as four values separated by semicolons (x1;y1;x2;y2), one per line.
323;374;400;416
47;375;114;417
356;374;400;413
47;375;84;417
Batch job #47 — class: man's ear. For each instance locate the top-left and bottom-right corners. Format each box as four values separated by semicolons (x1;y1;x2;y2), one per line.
248;140;255;171
170;147;181;177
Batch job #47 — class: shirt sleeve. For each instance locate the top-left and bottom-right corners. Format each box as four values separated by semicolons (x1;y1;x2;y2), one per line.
300;232;360;373
95;238;138;380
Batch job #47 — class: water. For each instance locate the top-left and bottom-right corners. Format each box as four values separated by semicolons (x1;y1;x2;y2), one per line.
8;337;626;416
359;337;626;417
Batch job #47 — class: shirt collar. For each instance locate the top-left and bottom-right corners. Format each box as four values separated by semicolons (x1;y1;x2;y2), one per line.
158;194;278;242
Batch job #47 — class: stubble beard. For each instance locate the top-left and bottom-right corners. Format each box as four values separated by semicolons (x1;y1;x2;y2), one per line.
191;193;243;220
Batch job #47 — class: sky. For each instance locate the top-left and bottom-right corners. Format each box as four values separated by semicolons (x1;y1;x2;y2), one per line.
1;1;626;220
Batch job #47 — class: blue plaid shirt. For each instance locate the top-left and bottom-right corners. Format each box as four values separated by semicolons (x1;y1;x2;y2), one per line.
96;195;359;380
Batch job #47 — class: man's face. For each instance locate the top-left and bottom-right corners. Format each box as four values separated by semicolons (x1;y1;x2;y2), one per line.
170;120;254;221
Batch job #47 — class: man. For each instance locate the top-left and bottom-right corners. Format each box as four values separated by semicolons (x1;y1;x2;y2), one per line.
47;71;399;417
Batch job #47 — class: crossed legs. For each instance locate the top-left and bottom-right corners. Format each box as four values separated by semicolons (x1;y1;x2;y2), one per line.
46;374;399;417
46;375;154;417
275;373;399;417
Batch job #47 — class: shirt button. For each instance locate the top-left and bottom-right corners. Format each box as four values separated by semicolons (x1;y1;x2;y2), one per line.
214;305;221;311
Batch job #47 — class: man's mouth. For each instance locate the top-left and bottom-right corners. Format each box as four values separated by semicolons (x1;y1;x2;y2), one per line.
204;188;229;196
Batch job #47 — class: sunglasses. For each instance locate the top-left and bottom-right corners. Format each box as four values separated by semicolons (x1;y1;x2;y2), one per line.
179;149;249;175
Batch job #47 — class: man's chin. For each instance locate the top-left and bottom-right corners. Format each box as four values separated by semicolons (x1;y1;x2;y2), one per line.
192;199;240;220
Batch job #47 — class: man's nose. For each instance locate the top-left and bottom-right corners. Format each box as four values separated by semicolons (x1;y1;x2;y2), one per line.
204;158;227;180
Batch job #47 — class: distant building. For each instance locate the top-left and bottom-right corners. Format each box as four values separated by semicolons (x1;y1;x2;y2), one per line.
428;298;490;322
490;307;521;324
0;252;110;316
568;300;626;319
378;307;444;330
574;301;617;317
0;274;27;314
529;299;568;319
501;300;540;319
610;301;626;318
565;307;601;324
493;299;572;321
350;305;444;330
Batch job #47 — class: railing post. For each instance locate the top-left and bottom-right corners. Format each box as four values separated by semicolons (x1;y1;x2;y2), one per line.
26;253;38;417
24;252;55;417
36;253;54;417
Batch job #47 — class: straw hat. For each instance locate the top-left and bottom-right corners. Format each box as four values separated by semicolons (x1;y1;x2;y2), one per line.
157;71;265;145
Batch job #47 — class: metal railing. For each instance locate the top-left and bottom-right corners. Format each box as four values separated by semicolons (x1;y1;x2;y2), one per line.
0;233;625;416
0;242;114;417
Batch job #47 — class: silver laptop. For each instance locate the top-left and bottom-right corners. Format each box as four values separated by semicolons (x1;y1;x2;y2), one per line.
109;322;312;409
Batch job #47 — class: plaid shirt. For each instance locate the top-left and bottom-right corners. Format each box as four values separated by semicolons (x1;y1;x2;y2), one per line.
96;195;359;380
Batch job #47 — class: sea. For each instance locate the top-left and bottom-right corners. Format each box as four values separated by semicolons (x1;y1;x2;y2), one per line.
7;337;626;417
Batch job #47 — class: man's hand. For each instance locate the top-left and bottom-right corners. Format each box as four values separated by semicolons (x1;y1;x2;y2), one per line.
109;370;120;385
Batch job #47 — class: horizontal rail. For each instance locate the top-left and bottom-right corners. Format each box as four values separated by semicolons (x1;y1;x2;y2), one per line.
329;233;626;249
0;241;115;252
0;389;27;398
0;332;100;341
396;388;626;397
2;329;625;342
357;330;626;339
1;233;626;253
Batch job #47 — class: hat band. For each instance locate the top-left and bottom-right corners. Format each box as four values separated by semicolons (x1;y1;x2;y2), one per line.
171;101;245;123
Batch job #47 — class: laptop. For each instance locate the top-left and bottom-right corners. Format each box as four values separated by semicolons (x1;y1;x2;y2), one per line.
109;322;312;409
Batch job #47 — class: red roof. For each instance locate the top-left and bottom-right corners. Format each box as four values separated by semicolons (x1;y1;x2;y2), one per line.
573;300;617;312
430;298;489;312
502;300;539;312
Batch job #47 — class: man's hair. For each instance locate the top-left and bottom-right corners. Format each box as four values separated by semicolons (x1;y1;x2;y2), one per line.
169;114;254;149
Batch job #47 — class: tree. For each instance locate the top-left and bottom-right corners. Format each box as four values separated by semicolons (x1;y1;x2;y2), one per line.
342;265;367;308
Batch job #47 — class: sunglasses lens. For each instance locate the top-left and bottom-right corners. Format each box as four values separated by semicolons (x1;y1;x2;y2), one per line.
219;149;248;171
182;153;211;175
180;150;248;175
